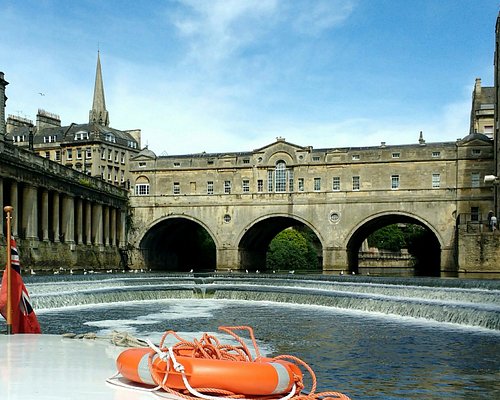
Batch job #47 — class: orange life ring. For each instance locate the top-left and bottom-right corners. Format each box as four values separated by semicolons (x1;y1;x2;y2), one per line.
117;347;302;396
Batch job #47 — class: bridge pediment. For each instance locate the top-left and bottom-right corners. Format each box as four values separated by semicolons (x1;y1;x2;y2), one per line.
253;138;311;165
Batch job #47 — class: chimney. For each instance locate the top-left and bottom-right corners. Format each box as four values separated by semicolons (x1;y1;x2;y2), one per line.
36;109;61;131
474;78;482;96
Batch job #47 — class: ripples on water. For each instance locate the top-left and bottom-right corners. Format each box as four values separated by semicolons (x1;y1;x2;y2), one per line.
3;273;500;399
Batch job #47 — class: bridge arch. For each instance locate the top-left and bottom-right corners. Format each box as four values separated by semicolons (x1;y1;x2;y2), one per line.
237;213;324;272
137;215;218;272
345;211;443;276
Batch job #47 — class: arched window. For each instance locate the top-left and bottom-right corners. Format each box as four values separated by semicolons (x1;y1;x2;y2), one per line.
135;176;150;196
268;160;293;193
275;161;287;192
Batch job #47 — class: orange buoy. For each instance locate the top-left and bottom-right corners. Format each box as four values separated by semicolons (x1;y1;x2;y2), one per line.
117;347;302;396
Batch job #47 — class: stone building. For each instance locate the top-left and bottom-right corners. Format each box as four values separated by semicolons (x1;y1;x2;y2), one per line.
470;78;494;138
127;132;495;274
5;52;141;187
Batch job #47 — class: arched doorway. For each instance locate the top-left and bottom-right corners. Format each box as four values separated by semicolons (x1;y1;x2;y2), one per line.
139;217;216;272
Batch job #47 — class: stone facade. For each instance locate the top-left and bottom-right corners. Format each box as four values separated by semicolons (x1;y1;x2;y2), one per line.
5;53;141;188
128;134;495;275
0;139;128;271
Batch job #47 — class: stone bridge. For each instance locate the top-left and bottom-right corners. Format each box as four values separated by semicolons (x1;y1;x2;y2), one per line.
127;137;495;276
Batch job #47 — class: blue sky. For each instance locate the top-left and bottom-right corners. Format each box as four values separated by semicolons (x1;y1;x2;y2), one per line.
1;0;499;155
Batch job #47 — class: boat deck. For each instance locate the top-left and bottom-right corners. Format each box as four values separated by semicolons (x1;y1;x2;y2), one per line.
0;334;153;400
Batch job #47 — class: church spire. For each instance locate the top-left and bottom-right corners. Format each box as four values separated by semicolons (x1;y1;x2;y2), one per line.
89;51;109;126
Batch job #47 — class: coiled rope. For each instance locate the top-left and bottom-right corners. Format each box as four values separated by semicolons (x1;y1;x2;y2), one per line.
143;326;351;400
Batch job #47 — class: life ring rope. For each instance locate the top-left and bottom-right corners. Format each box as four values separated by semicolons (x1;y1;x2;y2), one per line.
108;325;351;400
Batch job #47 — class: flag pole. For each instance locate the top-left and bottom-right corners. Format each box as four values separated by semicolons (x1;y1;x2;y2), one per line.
4;206;13;335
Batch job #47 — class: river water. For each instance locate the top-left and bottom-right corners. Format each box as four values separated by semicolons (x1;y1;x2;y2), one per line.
2;273;500;399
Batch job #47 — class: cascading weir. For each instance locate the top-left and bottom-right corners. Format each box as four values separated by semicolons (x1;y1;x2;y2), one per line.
24;273;500;331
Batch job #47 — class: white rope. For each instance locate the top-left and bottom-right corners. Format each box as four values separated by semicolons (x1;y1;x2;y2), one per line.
62;330;148;347
105;371;163;393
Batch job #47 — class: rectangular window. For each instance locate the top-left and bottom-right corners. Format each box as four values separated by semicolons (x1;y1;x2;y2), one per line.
298;178;304;192
392;152;400;159
242;179;250;192
135;184;150;196
332;177;340;191
352;176;360;191
472;149;481;156
432;173;441;189
45;151;50;159
114;150;119;162
108;149;112;161
174;162;181;167
224;180;231;194
288;170;294;192
138;162;146;167
243;159;250;164
67;149;73;160
312;156;321;161
101;148;106;160
352;154;360;160
314;178;321;191
76;148;82;160
432;151;441;158
86;147;92;159
267;170;273;192
173;182;180;195
471;206;479;222
257;180;263;192
207;181;214;195
471;173;481;188
121;152;125;164
391;175;400;190
55;150;61;161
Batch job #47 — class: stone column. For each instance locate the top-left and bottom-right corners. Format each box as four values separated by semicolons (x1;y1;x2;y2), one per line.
103;205;110;246
75;198;83;244
216;247;239;271
110;207;117;247
322;247;349;274
10;181;18;237
85;201;92;245
92;203;103;246
440;246;456;274
41;189;49;241
61;194;75;244
52;192;60;242
22;184;38;240
119;210;127;248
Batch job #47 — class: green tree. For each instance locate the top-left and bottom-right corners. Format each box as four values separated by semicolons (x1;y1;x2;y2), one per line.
367;224;405;252
266;228;319;271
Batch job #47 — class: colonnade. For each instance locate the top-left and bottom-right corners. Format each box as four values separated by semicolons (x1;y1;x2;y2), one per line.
0;177;126;248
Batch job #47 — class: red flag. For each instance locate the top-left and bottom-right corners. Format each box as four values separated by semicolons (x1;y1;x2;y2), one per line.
0;237;41;334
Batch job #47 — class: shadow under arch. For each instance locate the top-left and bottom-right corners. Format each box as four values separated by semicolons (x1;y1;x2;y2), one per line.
238;214;323;272
139;216;217;272
346;212;442;277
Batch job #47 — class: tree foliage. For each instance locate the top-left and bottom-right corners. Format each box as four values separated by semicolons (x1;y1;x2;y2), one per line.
367;223;427;252
266;228;319;271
